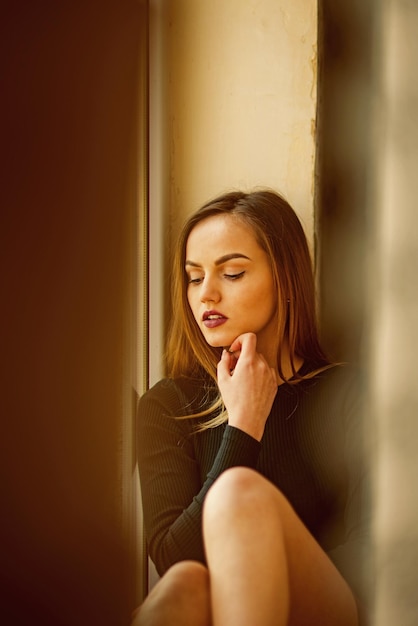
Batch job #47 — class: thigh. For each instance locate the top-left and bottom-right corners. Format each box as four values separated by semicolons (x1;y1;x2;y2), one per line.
254;471;359;626
285;517;358;624
204;467;359;626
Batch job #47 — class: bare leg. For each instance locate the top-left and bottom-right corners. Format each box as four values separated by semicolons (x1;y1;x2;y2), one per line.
203;467;358;626
131;560;212;626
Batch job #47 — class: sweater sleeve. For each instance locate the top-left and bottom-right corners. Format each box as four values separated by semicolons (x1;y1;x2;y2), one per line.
137;379;261;576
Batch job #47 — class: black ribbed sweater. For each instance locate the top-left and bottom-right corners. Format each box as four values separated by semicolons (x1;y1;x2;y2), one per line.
137;363;370;605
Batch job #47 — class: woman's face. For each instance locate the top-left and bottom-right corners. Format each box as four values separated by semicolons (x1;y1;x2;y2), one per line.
185;213;278;360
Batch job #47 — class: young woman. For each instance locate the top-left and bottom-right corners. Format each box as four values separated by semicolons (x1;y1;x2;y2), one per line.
133;190;370;626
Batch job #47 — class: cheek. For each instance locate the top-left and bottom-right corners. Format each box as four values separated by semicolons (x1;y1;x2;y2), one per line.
247;279;276;307
255;285;277;318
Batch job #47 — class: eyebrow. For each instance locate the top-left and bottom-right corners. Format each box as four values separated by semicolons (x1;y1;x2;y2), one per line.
185;253;251;268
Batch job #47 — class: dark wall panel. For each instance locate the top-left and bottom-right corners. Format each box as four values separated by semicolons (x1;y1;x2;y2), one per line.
316;0;379;363
1;2;144;624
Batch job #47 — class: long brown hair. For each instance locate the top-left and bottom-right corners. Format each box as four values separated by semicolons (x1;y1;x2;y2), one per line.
166;189;332;428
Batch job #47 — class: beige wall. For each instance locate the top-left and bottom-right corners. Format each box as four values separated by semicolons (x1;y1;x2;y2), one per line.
166;0;317;233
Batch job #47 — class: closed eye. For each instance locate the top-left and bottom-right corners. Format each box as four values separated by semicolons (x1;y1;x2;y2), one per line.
225;271;245;280
188;277;203;284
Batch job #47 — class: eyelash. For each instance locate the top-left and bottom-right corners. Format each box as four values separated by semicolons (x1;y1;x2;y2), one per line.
225;271;245;280
187;271;245;285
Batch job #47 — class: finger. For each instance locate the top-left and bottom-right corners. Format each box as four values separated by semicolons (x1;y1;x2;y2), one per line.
229;332;257;357
227;352;239;371
217;348;233;381
227;346;241;360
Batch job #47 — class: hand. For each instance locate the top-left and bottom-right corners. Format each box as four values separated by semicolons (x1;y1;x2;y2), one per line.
217;333;278;441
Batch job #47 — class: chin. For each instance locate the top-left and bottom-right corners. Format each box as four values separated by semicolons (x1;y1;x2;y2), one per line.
204;333;236;349
205;338;226;349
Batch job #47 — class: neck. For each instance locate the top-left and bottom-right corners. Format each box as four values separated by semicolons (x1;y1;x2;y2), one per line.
278;352;304;384
261;338;303;385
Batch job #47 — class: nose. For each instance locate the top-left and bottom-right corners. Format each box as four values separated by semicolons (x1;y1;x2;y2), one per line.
200;275;221;304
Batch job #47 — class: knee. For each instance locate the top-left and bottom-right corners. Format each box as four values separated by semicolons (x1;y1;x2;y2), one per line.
207;466;261;500
156;560;209;602
133;561;209;625
204;466;286;522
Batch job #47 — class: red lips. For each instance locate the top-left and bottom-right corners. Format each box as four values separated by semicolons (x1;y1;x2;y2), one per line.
202;310;228;328
202;309;225;321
